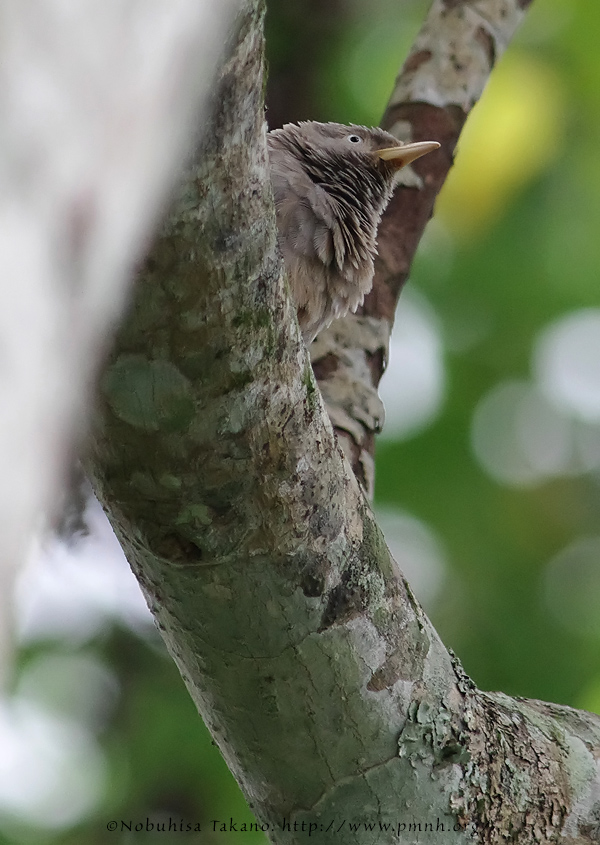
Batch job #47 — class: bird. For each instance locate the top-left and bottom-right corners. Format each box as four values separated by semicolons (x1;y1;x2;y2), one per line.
267;121;440;343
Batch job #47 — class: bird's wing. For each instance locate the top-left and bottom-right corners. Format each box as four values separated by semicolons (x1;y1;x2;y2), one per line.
269;149;340;269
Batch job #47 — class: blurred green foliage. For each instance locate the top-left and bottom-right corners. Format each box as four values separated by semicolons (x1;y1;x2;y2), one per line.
377;0;600;709
5;0;600;842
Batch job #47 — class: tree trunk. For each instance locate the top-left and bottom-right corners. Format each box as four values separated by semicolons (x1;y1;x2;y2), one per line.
88;1;600;842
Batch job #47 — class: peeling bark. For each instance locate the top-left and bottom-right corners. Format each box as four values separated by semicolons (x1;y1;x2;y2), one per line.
88;0;600;842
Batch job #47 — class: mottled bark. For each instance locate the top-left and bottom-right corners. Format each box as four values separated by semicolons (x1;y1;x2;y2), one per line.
313;0;531;497
89;1;600;843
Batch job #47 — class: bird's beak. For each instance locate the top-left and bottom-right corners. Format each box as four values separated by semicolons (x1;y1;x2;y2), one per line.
376;140;440;170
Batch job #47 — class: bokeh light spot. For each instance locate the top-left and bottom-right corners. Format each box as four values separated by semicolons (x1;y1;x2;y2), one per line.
15;652;119;730
544;536;600;639
534;309;600;422
374;506;446;610
379;290;445;440
471;380;573;486
0;698;106;829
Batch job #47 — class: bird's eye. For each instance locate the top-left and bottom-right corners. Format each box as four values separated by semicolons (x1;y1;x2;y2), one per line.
348;135;362;144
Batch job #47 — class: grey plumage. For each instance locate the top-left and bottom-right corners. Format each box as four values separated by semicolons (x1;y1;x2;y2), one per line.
268;121;439;343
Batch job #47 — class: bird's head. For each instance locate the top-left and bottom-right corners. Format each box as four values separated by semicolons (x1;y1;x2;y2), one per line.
269;121;440;187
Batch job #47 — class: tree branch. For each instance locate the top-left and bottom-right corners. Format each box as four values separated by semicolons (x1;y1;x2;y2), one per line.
312;0;535;496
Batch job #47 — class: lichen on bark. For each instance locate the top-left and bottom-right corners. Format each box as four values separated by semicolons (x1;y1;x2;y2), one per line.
88;1;600;842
